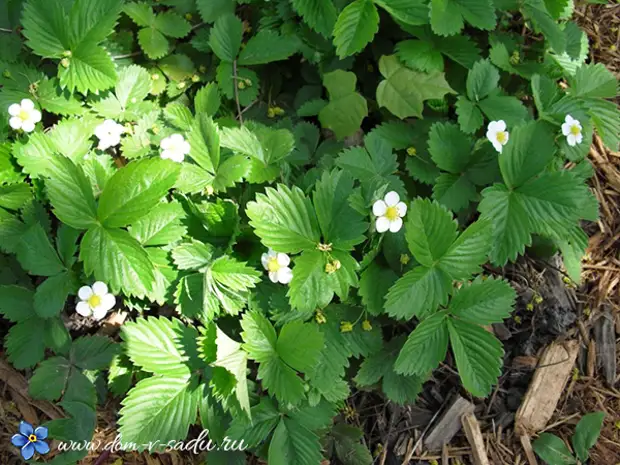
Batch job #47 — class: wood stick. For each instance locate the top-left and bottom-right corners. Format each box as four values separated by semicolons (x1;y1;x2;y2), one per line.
424;395;475;451
462;412;490;465
520;434;539;465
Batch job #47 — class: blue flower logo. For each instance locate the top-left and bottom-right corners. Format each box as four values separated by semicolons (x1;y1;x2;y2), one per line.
11;421;49;460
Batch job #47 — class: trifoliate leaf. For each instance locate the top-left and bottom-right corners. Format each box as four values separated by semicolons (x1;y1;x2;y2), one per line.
246;184;320;254
238;30;298;65
447;318;503;397
80;225;155;297
138;27;169;59
376;55;454;119
318;70;368;140
333;0;379;58
97;158;180;228
123;2;155;27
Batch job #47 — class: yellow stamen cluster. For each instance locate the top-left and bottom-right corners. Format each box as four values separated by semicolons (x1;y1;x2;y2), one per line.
315;310;327;324
362;320;372;331
340;321;353;333
496;131;507;144
400;254;410;265
267;257;280;273
267;106;285;118
28;434;37;443
385;206;399;221
325;259;341;274
406;146;417;156
570;125;580;136
88;294;101;308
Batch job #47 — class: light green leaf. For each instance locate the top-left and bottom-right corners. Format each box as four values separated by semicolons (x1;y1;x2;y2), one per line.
447;318;503;397
37;77;85;116
138;27;169;59
238;30;298;65
97;158;180;228
213;328;250;416
114;64;152;109
318;70;368;140
123;3;155;27
333;0;379;59
209;14;243;62
287;250;332;313
276;320;324;373
428;122;474;173
129;201;186;246
172;240;215;271
374;0;429;26
153;11;191;38
194;83;221;116
80;225;155;297
188;114;220;174
118;375;199;447
376;55;454;119
0;184;31;211
58;41;118;94
570;63;618;99
246;184;320;254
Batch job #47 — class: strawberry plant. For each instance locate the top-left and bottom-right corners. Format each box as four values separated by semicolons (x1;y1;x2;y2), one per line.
0;0;617;463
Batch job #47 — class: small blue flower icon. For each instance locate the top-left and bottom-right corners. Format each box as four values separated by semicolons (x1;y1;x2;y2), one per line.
11;421;49;460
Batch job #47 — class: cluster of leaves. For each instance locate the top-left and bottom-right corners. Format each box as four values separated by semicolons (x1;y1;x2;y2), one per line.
0;0;617;464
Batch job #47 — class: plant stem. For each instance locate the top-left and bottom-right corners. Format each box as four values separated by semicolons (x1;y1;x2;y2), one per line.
233;60;244;125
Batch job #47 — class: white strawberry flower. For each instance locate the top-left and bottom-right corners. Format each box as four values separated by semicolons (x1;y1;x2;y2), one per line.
76;282;116;320
561;115;583;147
261;249;293;284
8;99;42;133
160;133;190;162
486;120;509;153
94;119;125;151
373;191;407;233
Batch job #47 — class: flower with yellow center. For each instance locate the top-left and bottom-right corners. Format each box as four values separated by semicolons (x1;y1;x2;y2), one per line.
561;114;583;147
8;99;42;133
94;119;125;151
76;282;116;320
160;133;190;162
261;249;293;284
486;120;509;153
372;191;407;233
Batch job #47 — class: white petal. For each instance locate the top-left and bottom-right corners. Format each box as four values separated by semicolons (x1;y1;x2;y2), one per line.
170;133;184;144
496;120;507;131
160;150;171;160
98;140;111;151
20;99;35;111
276;253;290;267
92;281;108;296
9;117;22;129
76;301;92;316
491;140;503;153
502;132;509;144
92;306;108;320
78;286;94;300
181;141;191;154
160;137;172;150
21;121;35;133
99;293;116;311
8;104;21;116
384;191;400;207
261;253;270;269
169;151;185;162
268;271;279;283
576;133;583;144
565;114;574;124
30;110;42;123
372;200;387;217
396;202;407;217
487;121;501;133
567;134;577;146
103;119;117;129
277;267;293;284
561;122;571;136
108;134;121;147
376;216;390;233
389;217;403;233
573;120;582;130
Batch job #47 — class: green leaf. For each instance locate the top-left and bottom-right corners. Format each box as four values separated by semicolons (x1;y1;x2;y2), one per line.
477;95;529;128
533;433;577;465
37;77;85;116
376;55;454;119
449;278;516;324
44;154;98;230
329;424;373;465
447;318;503;397
0;184;31;211
570;63;618;99
287;249;333;313
395;40;444;72
210;255;261;293
16;223;65;276
209;14;243;62
6;321;47;369
114;64;152;109
428;122;474;173
522;0;566;53
405;198;458;268
384;266;452;319
374;0;429;26
0;285;36;322
246;184;320;254
313;170;367;251
71;335;118;370
318;70;368;140
333;0;379;59
438;218;492;280
196;0;236;23
118;375;199;447
359;263;398;316
276;320;324;373
58;41;118;94
213;327;250;416
138;27;169;59
395;312;449;375
97;158;180;228
290;0;337;37
172;240;215;270
466;59;499;102
121;317;193;377
572;412;605;462
430;0;496;36
269;417;323;465
188;114;221;174
34;271;77;318
153;11;191;38
129;201;186;246
80;225;155;297
194;83;221;116
123;3;155;27
29;356;71;400
432;173;477;212
238;30;298;65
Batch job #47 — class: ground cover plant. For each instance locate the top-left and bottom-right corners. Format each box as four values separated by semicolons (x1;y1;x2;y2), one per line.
0;0;618;463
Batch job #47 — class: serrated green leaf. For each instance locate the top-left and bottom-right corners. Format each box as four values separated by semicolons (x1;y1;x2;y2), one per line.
16;223;65;276
97;158;180;228
269;417;323;465
333;0;379;59
318;70;368;140
395;312;449;375
432;173;477;212
172;240;215;270
123;3;155;27
438;218;492;280
37;77;85;116
196;0;236;23
449;278;516;324
290;0;337;37
238;30;298;65
194;83;221;116
29;356;71;400
209;14;243;62
153;11;191;38
80;225;155;297
376;55;454;119
477;95;529;128
522;0;566;53
71;335;118;370
467;59;499;102
34;271;77;318
0;285;36;322
395;40;444;72
0;184;31;211
58;41;118;94
138;27;169;59
287;249;332;312
188;114;220;173
570;63;618;99
213;327;250;416
359;263;398;316
129;201;186;246
456;96;485;133
447;318;503;396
